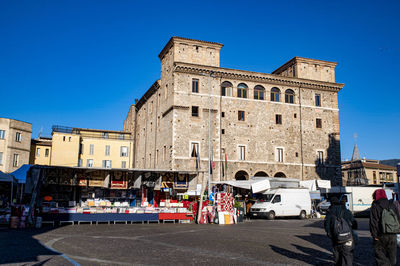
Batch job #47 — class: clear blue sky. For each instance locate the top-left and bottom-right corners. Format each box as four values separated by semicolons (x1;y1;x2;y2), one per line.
1;0;399;160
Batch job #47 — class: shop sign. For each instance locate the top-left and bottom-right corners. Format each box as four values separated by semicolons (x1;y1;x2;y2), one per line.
174;174;188;189
89;180;103;187
78;178;87;186
111;180;127;189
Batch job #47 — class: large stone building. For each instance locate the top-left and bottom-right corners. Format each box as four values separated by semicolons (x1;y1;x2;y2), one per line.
0;118;32;173
30;126;134;169
124;37;344;185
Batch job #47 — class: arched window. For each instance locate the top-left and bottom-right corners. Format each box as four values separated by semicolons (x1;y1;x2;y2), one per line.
270;87;280;102
237;83;248;98
221;81;233;97
285;89;295;104
254;85;265;100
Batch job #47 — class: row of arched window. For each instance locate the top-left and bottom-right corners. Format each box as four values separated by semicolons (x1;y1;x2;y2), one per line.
221;81;295;103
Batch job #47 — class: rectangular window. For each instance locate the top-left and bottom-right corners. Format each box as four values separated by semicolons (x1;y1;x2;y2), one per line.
317;151;324;164
105;145;110;156
192;106;199;117
103;160;112;168
0;152;3;165
78;159;82;167
15;132;22;142
36;148;40;157
238;111;245;121
316;118;322;128
238;145;246;160
254;90;264;100
118;134;125;140
0;130;5;139
190;142;199;157
45;148;49;157
13;154;19;167
102;132;109;139
276;114;282;125
221;112;225;118
121;161;127;168
373;171;377;184
222;129;225;134
87;159;93;167
276;148;284;162
315;94;321;107
121;146;128;157
89;144;94;155
192;79;199;93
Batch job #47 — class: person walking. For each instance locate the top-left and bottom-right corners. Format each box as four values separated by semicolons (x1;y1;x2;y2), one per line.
324;197;357;266
370;189;400;266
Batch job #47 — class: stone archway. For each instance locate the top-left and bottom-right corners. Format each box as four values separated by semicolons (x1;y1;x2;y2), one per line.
234;170;249;180
274;172;286;178
254;171;268;177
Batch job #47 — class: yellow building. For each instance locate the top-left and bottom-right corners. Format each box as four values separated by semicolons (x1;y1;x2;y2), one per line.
29;137;52;165
30;126;134;169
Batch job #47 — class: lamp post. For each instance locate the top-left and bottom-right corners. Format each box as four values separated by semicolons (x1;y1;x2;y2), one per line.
200;71;215;196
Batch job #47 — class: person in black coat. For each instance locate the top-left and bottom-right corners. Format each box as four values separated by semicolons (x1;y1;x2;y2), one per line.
324;196;357;266
370;189;400;266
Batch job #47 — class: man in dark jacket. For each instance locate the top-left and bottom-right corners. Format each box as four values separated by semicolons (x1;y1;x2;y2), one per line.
370;189;400;266
324;196;357;266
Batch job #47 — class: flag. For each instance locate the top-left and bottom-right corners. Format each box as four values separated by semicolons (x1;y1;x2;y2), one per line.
225;153;228;170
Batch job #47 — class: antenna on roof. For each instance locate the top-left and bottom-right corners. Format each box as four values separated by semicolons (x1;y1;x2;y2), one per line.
38;127;43;138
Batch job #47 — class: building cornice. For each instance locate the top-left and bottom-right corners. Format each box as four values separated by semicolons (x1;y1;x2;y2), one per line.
174;62;344;92
162;105;190;118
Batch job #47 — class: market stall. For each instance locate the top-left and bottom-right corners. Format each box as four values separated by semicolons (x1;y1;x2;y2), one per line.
22;165;201;226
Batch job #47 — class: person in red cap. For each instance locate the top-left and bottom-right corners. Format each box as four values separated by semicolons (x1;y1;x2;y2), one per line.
370;189;400;266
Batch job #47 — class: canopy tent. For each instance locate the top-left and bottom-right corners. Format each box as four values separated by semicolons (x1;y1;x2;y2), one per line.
0;171;18;205
212;177;301;193
0;171;18;184
10;164;32;184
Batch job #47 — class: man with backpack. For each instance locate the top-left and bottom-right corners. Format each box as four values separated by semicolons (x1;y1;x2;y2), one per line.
324;196;357;266
370;189;400;266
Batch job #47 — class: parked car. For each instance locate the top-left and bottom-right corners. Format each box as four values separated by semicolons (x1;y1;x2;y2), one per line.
250;188;312;220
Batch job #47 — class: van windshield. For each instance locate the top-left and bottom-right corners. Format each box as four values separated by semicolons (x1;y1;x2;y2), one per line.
258;194;274;202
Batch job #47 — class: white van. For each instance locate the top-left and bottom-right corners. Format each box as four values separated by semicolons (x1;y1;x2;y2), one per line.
250;188;312;220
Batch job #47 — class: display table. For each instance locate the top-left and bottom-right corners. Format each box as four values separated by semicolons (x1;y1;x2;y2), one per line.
41;213;159;225
158;213;193;223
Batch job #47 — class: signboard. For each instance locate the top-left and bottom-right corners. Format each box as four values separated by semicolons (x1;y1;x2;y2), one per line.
174;174;188;189
78;178;87;186
89;180;103;187
111;172;127;189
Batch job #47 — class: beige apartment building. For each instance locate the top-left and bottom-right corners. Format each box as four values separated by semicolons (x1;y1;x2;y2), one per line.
30;126;134;169
124;37;344;185
0;118;32;173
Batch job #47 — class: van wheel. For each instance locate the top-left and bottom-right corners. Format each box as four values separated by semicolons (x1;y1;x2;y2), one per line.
267;211;275;220
299;210;306;220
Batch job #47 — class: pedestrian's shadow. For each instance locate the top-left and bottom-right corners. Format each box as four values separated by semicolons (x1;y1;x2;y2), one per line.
270;233;332;265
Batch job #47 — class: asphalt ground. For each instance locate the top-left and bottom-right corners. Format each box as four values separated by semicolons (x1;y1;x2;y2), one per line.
0;218;393;265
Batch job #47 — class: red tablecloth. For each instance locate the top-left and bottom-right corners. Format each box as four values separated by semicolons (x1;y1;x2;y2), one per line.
158;213;193;221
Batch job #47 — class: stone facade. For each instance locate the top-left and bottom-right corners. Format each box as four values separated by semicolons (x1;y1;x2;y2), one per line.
0;118;32;173
124;37;344;185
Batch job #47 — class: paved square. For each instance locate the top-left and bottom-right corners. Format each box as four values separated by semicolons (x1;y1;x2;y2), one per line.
0;218;383;265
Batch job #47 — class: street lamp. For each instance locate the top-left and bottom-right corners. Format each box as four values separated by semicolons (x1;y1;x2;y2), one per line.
200;71;216;196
